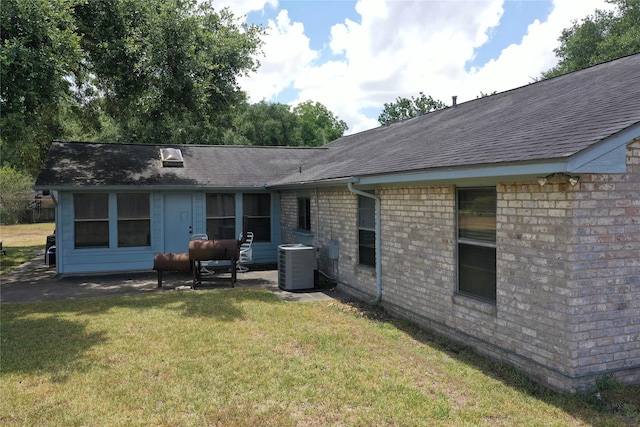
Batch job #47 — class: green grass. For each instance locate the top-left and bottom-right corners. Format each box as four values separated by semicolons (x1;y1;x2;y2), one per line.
0;245;44;276
0;222;54;276
1;290;638;426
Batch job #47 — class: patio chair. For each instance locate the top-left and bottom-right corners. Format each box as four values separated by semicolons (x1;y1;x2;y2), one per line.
237;232;254;273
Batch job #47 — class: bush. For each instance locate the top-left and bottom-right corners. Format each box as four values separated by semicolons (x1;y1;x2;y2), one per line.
0;166;34;224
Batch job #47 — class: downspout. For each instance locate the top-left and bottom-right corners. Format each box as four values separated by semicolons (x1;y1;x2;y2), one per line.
347;181;382;305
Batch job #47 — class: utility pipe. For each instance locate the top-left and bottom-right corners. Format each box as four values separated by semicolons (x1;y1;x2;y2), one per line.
347;181;382;305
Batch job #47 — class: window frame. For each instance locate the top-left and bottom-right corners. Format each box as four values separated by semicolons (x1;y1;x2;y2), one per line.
206;193;236;240
117;193;151;248
243;193;271;242
298;197;311;231
73;193;110;249
358;192;376;268
456;187;497;302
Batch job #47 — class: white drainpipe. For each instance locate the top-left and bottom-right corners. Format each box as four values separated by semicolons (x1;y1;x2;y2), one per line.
347;181;382;305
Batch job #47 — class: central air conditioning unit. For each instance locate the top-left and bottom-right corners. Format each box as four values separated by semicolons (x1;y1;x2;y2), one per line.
278;244;316;291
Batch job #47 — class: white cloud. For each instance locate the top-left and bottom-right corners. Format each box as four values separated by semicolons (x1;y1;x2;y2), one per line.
461;0;615;101
213;0;278;17
240;9;318;101
232;0;614;135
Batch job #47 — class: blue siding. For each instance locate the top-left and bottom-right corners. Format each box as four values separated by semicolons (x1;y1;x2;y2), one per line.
55;189;281;275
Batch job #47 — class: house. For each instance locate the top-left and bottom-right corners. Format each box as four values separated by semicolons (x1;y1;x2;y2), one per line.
35;53;640;393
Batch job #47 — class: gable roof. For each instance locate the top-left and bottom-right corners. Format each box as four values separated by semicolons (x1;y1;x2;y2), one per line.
271;53;640;187
36;54;640;191
35;142;319;190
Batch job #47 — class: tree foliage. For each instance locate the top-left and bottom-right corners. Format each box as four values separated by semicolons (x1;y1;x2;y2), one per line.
1;0;81;174
1;0;266;175
0;166;34;224
378;92;446;125
224;100;348;147
293;100;348;146
543;0;640;78
73;0;265;144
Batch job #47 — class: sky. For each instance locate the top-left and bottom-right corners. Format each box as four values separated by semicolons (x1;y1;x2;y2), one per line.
215;0;613;135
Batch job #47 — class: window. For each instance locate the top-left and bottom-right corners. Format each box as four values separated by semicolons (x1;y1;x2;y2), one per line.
358;193;376;267
117;193;150;247
298;197;311;231
74;193;109;248
243;194;271;242
206;193;236;239
457;188;496;302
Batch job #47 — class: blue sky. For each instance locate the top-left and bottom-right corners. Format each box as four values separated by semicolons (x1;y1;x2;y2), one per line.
219;0;611;134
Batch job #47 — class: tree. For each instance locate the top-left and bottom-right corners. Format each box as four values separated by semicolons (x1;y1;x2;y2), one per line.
73;0;265;144
1;0;81;174
223;100;348;147
293;100;348;146
0;166;34;224
543;0;640;78
226;101;301;146
1;0;266;176
377;92;446;125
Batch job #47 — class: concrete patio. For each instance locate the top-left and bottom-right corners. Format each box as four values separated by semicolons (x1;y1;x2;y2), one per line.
0;254;342;304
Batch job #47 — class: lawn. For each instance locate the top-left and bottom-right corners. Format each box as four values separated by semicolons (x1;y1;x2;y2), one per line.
1;290;638;426
0;223;54;276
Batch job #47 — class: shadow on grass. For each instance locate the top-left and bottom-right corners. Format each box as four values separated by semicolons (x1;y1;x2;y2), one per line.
338;298;640;427
0;245;43;277
0;290;281;382
0;313;107;382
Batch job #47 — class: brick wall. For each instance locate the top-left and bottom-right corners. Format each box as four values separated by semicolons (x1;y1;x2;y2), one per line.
277;140;640;392
496;180;576;390
377;186;457;325
566;138;640;390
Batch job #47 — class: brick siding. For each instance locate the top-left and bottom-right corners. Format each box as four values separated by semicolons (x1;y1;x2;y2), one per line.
278;139;640;392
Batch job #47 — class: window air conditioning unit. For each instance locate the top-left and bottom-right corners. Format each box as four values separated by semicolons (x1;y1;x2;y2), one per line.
278;244;316;291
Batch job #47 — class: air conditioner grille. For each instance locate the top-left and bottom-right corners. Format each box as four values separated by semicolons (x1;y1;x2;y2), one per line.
278;244;315;290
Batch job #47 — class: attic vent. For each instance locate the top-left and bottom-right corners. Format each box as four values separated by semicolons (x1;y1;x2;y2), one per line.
160;148;184;167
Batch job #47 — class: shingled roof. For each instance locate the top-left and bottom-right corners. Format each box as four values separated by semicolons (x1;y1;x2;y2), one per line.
36;54;640;191
271;53;640;186
35;142;320;189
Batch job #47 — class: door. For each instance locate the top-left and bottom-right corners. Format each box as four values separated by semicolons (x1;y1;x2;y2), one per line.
164;194;193;253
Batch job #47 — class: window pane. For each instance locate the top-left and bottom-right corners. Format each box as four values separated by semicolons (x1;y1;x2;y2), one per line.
207;218;236;240
117;194;150;247
74;193;108;219
358;195;375;229
358;193;376;267
74;193;110;248
118;220;151;247
459;243;496;301
359;230;376;267
247;217;270;241
207;194;236;239
243;194;271;242
243;194;270;216
206;194;235;217
298;198;311;230
458;188;496;242
117;194;150;219
75;221;109;248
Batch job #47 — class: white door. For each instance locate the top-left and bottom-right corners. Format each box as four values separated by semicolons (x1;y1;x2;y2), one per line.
164;194;192;253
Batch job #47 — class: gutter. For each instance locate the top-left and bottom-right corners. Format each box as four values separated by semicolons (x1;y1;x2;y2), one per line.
347;180;382;305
